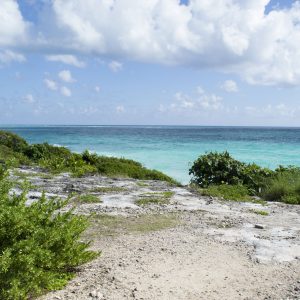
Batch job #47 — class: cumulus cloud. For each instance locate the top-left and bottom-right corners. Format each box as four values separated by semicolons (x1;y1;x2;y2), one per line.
2;1;300;86
109;61;123;72
58;70;75;83
44;0;300;86
44;79;58;90
46;54;86;68
221;80;238;93
61;86;72;97
0;1;29;47
169;87;223;112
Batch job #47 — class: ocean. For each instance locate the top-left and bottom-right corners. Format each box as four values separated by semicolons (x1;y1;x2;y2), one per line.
2;126;300;184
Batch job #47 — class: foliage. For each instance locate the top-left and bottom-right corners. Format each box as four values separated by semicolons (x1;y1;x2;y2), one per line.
0;172;97;300
0;131;176;183
262;168;300;204
189;151;273;192
0;131;28;153
199;184;253;202
82;150;177;184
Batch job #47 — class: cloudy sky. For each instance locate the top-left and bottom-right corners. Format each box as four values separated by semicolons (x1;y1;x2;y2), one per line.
0;0;299;126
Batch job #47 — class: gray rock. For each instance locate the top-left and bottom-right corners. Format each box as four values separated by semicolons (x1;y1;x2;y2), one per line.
254;224;264;229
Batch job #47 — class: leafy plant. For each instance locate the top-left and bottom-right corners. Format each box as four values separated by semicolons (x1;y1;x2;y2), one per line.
82;150;177;184
0;172;98;299
189;151;273;192
262;168;300;204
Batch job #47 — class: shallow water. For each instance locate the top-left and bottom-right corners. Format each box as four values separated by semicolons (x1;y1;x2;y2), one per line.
2;125;300;183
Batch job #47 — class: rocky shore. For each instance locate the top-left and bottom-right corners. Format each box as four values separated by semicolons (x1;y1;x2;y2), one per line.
11;166;300;300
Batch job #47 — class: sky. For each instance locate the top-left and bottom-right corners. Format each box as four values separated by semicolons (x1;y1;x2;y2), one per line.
0;0;300;126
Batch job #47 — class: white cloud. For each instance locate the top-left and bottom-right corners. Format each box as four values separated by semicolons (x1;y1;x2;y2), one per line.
43;0;300;86
0;50;26;64
23;94;35;104
58;70;75;83
109;61;123;72
2;1;300;86
245;103;297;117
116;105;125;113
0;1;29;47
170;87;223;112
61;86;72;97
94;86;101;93
46;54;86;68
221;80;238;93
44;79;58;91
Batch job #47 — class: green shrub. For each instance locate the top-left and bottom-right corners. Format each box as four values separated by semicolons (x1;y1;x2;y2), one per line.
0;172;97;299
0;131;28;153
262;169;300;204
82;151;177;184
189;151;273;192
0;130;177;183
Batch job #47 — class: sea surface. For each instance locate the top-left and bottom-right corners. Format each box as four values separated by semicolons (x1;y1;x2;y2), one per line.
2;126;300;184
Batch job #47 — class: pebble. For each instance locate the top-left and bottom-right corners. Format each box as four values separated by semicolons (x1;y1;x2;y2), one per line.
89;290;104;299
254;224;264;229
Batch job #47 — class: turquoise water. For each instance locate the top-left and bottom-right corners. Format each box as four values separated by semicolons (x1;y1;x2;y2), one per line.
2;126;300;184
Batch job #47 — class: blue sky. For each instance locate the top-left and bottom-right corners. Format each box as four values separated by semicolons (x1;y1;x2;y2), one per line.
0;0;300;126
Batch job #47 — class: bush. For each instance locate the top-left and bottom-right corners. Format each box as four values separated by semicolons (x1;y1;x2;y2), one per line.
82;151;177;184
0;131;28;153
189;151;273;192
262;168;300;204
0;172;97;299
0;131;177;183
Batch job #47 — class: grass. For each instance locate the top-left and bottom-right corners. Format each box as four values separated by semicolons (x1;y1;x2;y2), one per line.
136;182;149;187
12;170;54;179
135;191;175;206
74;194;101;204
198;184;254;202
249;209;269;216
85;213;179;238
262;170;300;204
89;186;128;193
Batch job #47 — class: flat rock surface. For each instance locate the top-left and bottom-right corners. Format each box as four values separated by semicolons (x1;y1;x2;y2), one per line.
10;167;300;300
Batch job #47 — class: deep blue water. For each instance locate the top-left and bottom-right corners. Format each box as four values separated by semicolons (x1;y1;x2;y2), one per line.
1;126;300;183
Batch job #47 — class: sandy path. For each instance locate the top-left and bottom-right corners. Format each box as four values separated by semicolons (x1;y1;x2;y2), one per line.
41;214;300;300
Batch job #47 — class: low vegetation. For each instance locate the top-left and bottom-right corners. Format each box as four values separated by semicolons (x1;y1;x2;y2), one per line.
0;130;177;184
86;213;179;237
0;168;97;300
190;151;300;205
199;184;253;202
74;194;101;204
89;186;128;193
249;209;269;216
135;191;175;206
